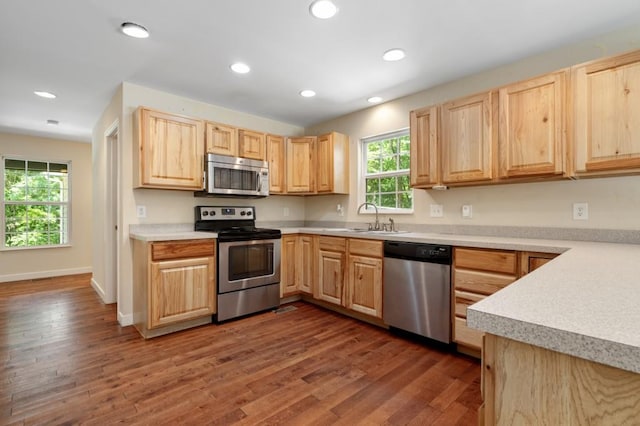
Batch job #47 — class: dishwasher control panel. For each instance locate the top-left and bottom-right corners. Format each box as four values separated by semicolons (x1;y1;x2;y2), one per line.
383;241;452;265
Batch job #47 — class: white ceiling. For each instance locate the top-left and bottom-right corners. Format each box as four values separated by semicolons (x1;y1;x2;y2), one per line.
2;0;640;143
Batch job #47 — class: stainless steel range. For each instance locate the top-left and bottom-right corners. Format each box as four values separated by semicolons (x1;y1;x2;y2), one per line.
194;206;281;322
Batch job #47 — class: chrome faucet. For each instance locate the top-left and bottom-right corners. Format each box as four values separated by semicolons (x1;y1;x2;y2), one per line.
357;202;380;230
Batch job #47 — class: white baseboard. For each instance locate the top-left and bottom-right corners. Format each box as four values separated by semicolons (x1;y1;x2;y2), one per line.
90;277;106;300
0;266;92;283
118;311;133;327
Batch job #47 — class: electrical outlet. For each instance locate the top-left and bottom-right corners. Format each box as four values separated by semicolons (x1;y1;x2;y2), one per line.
136;205;146;218
573;203;588;220
430;204;443;218
283;207;290;217
462;204;473;218
337;203;344;217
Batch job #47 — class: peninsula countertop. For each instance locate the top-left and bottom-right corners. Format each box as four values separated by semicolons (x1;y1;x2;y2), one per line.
129;224;640;373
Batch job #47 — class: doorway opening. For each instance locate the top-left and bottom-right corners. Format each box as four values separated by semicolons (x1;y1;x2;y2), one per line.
105;121;120;305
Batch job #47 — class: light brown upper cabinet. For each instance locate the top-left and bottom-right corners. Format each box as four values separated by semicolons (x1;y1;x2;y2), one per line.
266;134;286;194
205;121;237;156
134;107;205;190
286;136;316;194
498;70;567;179
409;105;440;188
238;129;266;161
573;50;640;175
441;92;497;184
316;132;349;194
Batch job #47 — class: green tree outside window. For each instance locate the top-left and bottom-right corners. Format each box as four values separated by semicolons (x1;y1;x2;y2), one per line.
363;131;413;211
2;158;70;248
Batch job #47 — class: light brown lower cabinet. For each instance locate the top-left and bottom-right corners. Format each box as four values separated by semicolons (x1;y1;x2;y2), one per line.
132;239;216;338
280;234;316;297
453;248;518;352
312;236;383;319
482;333;640;424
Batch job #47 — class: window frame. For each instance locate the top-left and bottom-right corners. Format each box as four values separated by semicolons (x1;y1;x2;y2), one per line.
360;128;414;214
1;155;73;251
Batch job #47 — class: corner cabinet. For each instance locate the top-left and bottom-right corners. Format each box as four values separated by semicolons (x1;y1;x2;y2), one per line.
134;107;205;190
441;92;497;185
573;50;640;176
498;70;567;179
410;105;440;188
132;238;216;338
316;132;349;194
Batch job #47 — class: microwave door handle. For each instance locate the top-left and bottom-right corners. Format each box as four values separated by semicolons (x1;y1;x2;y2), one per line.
256;172;262;192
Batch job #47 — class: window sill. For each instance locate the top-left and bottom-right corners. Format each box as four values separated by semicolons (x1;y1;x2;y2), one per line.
1;244;72;252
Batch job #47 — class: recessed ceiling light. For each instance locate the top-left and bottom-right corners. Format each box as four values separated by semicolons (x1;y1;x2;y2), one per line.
383;48;406;61
300;89;316;98
121;22;149;39
230;62;251;74
309;0;338;19
47;119;59;126
34;91;56;99
367;96;383;103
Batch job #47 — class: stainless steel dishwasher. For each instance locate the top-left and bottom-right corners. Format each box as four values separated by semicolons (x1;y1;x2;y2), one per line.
383;241;452;343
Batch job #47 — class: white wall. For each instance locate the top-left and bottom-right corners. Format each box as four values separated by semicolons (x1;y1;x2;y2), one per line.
0;133;92;282
93;83;306;324
304;24;640;231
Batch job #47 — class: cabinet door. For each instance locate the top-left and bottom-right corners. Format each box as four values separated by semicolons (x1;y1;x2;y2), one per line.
573;50;640;174
410;105;440;187
239;129;266;161
280;235;299;297
138;108;204;190
519;251;558;277
499;71;567;178
315;250;345;305
298;235;315;294
316;132;349;194
441;92;496;184
266;134;286;194
149;256;215;328
206;122;238;156
347;255;382;318
286;137;316;193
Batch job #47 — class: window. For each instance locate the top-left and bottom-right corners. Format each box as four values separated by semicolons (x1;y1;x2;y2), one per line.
2;157;70;249
361;129;412;212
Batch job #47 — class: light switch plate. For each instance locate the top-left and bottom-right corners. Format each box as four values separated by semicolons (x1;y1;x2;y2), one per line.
136;205;146;218
430;204;443;218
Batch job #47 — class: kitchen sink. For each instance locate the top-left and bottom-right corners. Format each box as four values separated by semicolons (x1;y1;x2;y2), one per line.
303;227;411;235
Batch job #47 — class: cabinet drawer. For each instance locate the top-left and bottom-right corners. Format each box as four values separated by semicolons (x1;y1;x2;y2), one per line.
318;236;346;252
454;269;516;295
454;317;483;349
454;290;485;318
455;248;517;275
348;238;382;257
152;240;216;261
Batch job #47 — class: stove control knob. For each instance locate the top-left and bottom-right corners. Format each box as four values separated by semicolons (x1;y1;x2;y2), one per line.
246;211;252;216
240;211;246;216
202;211;209;216
211;211;216;216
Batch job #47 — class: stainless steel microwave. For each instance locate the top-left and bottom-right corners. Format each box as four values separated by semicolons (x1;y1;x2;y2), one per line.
200;153;269;198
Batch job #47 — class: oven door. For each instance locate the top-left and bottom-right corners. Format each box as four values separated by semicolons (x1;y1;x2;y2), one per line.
218;239;281;293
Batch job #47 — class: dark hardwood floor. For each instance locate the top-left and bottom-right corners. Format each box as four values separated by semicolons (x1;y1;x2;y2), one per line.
0;274;481;425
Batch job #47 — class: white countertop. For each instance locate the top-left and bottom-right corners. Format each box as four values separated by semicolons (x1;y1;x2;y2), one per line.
129;224;640;373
